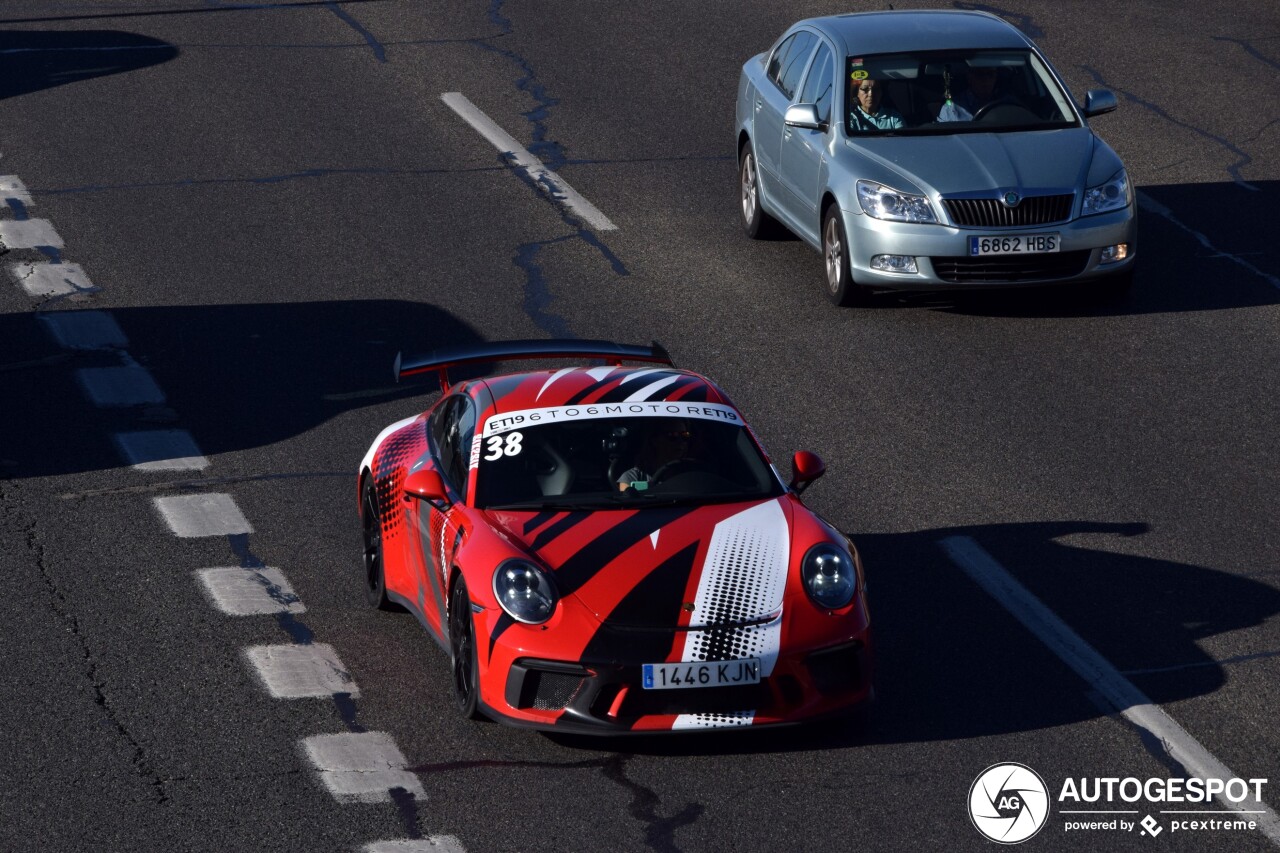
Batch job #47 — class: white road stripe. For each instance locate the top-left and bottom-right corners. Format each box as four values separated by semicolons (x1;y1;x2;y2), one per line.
0;219;64;249
440;91;617;231
939;535;1280;844
302;732;425;804
0;175;33;206
154;493;253;537
76;365;165;406
365;838;467;853
196;567;305;615
115;430;209;471
9;261;96;297
39;310;127;350
244;643;359;698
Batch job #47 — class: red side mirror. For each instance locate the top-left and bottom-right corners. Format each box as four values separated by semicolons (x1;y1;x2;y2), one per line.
789;451;826;494
403;467;449;506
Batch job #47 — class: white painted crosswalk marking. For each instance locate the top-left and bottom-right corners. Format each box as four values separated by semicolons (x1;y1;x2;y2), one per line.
0;219;64;249
365;838;467;852
302;732;425;804
39;310;127;350
10;261;96;297
154;493;253;537
245;643;359;698
196;567;304;615
115;430;209;471
0;175;33;206
76;365;165;406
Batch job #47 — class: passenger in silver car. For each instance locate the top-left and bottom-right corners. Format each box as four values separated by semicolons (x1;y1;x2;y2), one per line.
849;78;904;131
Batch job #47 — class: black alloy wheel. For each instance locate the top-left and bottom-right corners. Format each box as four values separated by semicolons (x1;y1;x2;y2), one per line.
449;577;483;720
361;479;394;610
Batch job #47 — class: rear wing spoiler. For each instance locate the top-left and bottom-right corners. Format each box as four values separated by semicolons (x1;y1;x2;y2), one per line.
395;338;674;392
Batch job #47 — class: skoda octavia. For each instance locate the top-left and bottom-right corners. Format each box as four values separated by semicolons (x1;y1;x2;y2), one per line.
736;9;1136;304
358;339;873;733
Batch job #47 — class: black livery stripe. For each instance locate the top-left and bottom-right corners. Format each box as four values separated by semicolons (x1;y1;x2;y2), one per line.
553;506;701;597
642;375;700;402
523;510;559;536
488;611;516;660
580;543;701;663
529;511;591;552
563;372;624;405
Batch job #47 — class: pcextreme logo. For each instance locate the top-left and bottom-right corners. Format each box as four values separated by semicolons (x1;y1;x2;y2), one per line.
969;763;1051;844
968;764;1271;844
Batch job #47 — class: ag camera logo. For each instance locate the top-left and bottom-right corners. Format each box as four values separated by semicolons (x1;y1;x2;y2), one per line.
969;763;1050;844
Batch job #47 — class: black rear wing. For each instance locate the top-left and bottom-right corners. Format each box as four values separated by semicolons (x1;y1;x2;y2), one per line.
395;338;674;392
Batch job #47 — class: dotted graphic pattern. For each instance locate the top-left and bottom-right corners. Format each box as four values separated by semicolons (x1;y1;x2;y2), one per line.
371;423;428;540
672;710;754;730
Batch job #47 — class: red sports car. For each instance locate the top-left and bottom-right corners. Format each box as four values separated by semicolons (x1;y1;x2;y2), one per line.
358;339;872;733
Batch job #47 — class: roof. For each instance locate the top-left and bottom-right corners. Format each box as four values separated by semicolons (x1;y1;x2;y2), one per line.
477;366;731;417
798;10;1034;55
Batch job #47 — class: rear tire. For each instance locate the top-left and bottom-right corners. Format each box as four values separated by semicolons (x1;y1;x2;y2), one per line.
361;479;394;610
740;141;777;239
822;206;872;307
449;577;483;720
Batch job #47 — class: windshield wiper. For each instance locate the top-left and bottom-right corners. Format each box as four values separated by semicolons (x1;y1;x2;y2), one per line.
484;499;624;511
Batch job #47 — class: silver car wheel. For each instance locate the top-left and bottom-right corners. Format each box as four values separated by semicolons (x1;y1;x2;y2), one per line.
824;215;843;294
741;152;758;225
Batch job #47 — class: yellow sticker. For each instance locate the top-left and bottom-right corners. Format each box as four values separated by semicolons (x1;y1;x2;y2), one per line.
851;69;869;80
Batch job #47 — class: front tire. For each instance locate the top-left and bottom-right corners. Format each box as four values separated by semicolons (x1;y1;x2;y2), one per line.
740;141;776;239
822;206;871;307
449;577;483;720
361;479;394;610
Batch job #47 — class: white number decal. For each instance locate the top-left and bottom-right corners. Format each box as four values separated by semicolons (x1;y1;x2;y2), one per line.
483;432;523;461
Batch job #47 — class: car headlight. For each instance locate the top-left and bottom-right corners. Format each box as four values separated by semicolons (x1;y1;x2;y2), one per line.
492;559;559;624
1082;169;1131;216
801;543;857;609
856;180;937;223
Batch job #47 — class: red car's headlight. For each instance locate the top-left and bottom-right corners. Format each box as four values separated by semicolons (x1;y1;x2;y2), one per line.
492;559;559;624
801;543;857;610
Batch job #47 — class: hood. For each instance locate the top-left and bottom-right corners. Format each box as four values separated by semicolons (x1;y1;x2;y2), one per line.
485;498;794;629
851;127;1096;197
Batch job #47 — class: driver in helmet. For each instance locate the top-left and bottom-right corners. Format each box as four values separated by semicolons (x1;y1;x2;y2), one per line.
617;420;694;491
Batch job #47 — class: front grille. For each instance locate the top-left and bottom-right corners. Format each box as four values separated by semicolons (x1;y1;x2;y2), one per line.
620;682;772;718
528;671;585;710
806;644;862;695
931;250;1091;283
944;194;1074;227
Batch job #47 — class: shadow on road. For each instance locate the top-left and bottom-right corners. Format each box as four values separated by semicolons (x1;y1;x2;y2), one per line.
0;30;178;101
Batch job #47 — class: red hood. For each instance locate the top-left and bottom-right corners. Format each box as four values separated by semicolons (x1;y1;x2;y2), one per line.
484;498;795;628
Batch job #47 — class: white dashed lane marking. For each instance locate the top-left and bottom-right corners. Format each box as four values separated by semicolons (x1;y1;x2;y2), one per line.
302;732;425;804
115;430;209;471
365;838;467;852
0;175;33;205
154;493;253;537
0;219;64;249
14;261;97;298
441;91;617;231
39;310;127;350
245;643;360;699
939;535;1280;844
196;567;305;615
76;364;165;406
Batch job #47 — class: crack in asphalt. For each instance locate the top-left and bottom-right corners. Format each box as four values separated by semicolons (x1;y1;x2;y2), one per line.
405;754;701;851
58;470;350;500
1212;36;1280;73
0;479;170;804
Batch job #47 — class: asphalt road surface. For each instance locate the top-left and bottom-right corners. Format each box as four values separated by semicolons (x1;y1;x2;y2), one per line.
1;1;1277;851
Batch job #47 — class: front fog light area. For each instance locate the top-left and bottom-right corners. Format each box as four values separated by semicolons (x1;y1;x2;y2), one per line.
871;254;918;274
1100;243;1130;264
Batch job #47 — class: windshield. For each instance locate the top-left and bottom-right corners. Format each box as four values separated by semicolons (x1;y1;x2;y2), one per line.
472;411;783;510
845;49;1078;136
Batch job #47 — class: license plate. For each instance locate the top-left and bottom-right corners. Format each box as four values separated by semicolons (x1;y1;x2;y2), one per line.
642;659;761;690
969;233;1060;256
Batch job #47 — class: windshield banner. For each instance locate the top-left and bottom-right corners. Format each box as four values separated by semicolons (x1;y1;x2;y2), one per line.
482;402;742;437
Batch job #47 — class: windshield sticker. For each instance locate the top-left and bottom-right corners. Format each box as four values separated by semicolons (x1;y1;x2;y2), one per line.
851;57;864;66
482;432;524;461
469;433;483;469
482;402;742;437
851;69;868;80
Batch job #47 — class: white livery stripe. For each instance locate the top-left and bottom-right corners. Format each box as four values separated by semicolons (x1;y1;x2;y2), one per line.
441;91;617;231
534;367;578;401
302;732;425;804
154;493;253;537
360;414;419;475
672;711;754;730
940;535;1280;844
196;567;305;615
244;643;359;698
623;374;681;402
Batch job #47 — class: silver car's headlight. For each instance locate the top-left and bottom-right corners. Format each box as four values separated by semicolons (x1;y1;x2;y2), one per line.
1082;169;1131;216
492;559;558;624
857;180;937;223
801;543;857;609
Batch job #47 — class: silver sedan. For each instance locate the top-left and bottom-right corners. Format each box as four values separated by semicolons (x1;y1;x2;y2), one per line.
736;10;1137;305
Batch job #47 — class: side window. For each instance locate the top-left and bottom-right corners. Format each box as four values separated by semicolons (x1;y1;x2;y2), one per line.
430;395;474;497
766;34;798;88
452;398;477;499
799;42;834;124
777;32;817;100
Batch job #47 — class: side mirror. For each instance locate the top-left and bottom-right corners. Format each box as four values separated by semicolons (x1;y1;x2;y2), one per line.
403;467;450;508
1081;89;1117;118
784;103;824;131
789;450;826;494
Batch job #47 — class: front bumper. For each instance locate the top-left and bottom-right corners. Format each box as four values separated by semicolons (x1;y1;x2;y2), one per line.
844;203;1136;290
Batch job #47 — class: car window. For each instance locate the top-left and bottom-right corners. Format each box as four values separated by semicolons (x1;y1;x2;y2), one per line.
799;42;834;124
766;33;798;89
430;394;475;498
776;31;817;100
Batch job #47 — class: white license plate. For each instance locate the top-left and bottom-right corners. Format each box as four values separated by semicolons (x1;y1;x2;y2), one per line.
969;233;1060;256
642;659;761;690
